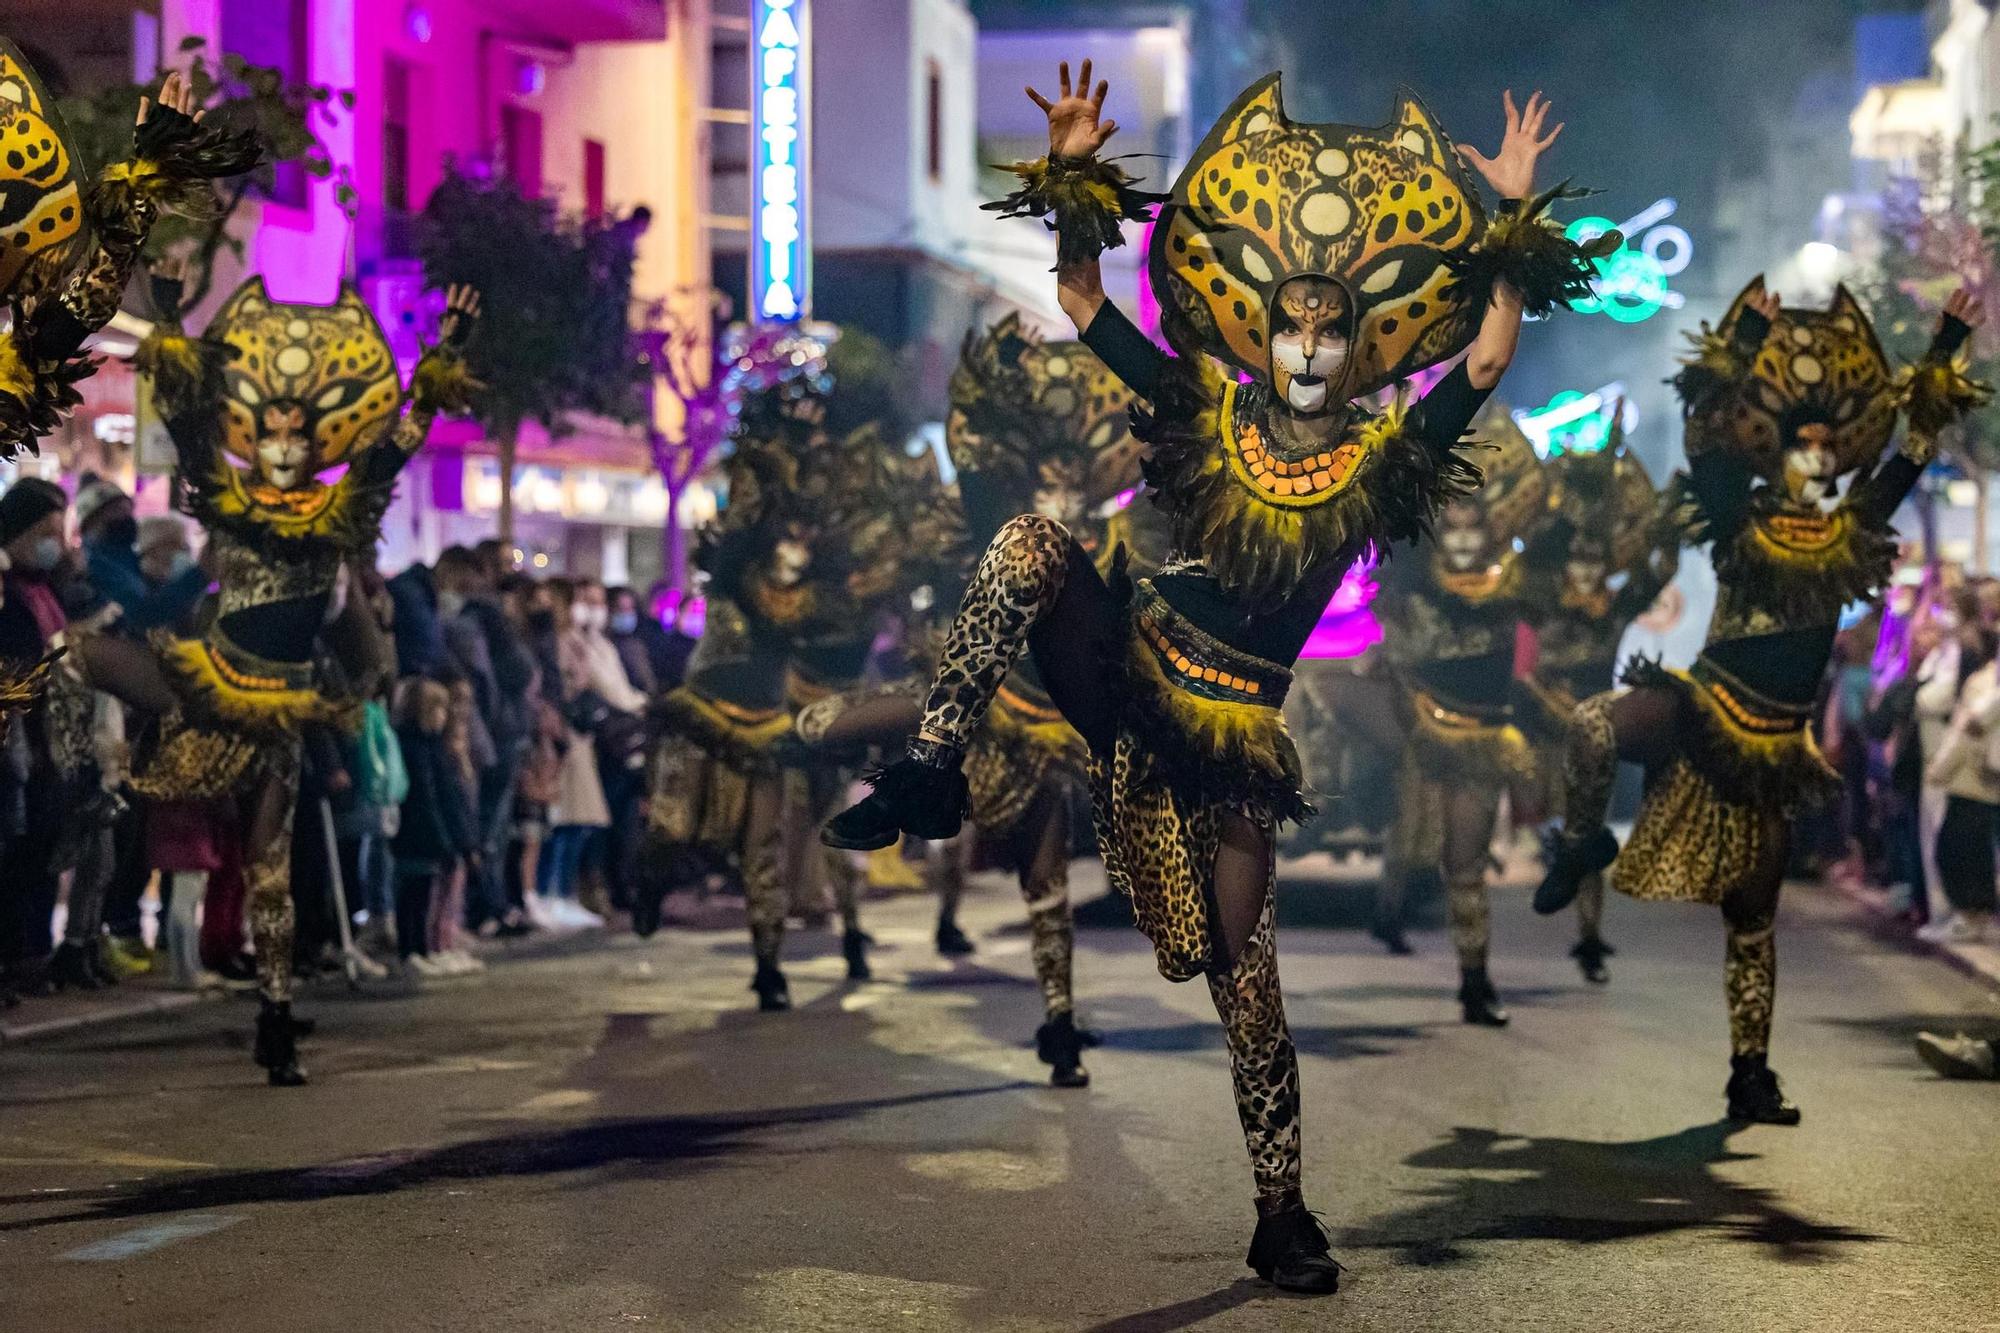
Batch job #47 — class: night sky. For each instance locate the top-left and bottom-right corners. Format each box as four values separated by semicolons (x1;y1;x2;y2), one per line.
1265;0;1926;464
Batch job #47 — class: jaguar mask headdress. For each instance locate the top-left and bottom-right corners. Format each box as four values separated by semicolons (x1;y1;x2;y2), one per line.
1138;77;1517;607
946;312;1141;554
1433;401;1547;580
1153;75;1490;410
1686;275;1897;499
208;277;402;493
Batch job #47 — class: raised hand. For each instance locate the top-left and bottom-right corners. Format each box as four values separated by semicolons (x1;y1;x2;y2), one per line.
1457;89;1563;200
438;283;482;346
137;70;205;127
1025;59;1117;160
1944;287;1987;333
1745;285;1781;323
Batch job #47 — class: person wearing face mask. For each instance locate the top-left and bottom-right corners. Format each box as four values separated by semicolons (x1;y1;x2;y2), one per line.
1372;405;1548;1022
1536;278;1990;1127
434;545;533;935
1512;415;1678;984
0;478;78;1000
545;580;645;927
825;66;1606;1293
78;480;210;639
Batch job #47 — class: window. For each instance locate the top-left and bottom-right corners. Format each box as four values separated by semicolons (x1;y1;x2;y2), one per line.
222;0;309;208
584;138;606;221
502;104;544;198
926;60;943;182
384;60;412;215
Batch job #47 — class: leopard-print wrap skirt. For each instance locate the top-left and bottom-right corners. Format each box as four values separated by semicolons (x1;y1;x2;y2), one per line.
1610;657;1833;905
1091;595;1301;982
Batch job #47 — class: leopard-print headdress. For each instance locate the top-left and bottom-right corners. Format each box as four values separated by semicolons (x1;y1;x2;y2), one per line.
1150;74;1489;399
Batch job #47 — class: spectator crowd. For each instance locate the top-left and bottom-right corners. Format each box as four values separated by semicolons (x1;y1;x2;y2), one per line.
0;474;700;1008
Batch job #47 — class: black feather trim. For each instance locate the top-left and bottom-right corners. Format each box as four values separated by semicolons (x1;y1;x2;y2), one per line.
981;154;1167;267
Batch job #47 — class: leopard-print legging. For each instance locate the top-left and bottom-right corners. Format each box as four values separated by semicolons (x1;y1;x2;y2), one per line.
922;514;1302;1200
1725;922;1776;1057
1208;890;1302;1202
784;765;863;933
245;742;302;1003
919;515;1071;748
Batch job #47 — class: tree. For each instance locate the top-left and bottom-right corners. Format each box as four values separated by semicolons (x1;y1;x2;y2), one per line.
1857;132;2000;569
417;170;647;539
57;36;354;311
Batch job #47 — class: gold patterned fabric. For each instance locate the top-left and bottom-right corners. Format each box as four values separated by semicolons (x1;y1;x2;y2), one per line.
0;40;84;299
964;676;1090;836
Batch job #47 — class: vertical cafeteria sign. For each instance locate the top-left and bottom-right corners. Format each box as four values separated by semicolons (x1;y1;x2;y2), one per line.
751;0;810;322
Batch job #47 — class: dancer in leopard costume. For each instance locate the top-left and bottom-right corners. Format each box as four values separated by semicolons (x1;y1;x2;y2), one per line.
1373;402;1547;1023
1513;408;1676;983
1536;275;1987;1124
647;328;943;1009
805;312;1146;1087
825;64;1606;1293
131;273;480;1085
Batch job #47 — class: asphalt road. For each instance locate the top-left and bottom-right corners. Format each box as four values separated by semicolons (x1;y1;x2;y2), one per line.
2;859;1997;1333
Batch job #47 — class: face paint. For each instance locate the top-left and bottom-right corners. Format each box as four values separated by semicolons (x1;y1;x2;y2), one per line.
1269;276;1354;416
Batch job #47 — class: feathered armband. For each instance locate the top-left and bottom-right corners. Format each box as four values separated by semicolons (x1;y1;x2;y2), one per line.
89;108;263;241
981;154;1166;267
0;327;94;461
134;325;227;416
1448;182;1618;319
1900;353;1991;461
412;344;482;416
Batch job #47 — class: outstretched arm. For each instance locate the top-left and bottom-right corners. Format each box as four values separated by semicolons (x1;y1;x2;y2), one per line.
365;284;482;481
1456;90;1565;390
29;74;254;358
1855;287;1989;526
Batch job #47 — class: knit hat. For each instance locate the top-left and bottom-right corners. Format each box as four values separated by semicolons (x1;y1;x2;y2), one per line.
0;477;67;546
74;477;129;529
137;514;189;556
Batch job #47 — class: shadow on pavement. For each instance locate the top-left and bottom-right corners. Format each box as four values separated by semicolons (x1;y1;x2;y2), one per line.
0;1083;1032;1233
1346;1118;1885;1266
1081;1278;1271;1332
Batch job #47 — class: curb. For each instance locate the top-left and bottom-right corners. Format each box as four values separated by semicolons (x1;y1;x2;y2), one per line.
0;988;215;1044
1824;875;2000;992
0;925;620;1047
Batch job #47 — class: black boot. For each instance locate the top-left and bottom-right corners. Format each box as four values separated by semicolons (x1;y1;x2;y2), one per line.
821;749;968;851
751;963;790;1012
50;942;105;992
842;928;873;981
253;1000;308;1087
935;917;975;956
1369;915;1413;956
1035;1011;1091;1088
1458;965;1510;1027
1571;934;1612;984
1247;1197;1342;1294
1725;1053;1801;1125
1534;827;1619;915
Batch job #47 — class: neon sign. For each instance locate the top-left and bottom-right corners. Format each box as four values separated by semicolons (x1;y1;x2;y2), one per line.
1565;198;1692;324
751;0;811;322
1513;383;1637;458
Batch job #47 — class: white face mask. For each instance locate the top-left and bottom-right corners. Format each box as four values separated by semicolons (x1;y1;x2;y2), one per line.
1440;527;1487;571
571;602;606;632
